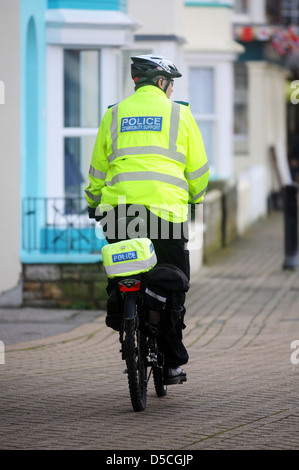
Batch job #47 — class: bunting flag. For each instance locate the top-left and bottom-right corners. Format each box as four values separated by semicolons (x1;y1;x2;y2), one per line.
272;27;289;55
242;26;254;42
272;26;299;56
233;25;299;56
233;25;272;42
256;27;271;41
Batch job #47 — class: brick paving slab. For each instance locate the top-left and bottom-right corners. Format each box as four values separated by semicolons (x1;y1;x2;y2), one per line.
1;212;299;450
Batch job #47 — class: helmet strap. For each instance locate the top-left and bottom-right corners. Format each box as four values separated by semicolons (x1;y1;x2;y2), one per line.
163;79;171;94
153;76;171;94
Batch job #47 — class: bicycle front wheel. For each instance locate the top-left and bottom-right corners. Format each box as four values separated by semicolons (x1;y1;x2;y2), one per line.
123;297;147;412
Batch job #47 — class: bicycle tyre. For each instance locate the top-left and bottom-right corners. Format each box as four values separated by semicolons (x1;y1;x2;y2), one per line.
123;297;147;412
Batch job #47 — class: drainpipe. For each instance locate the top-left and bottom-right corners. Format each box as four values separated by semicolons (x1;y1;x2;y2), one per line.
283;183;299;270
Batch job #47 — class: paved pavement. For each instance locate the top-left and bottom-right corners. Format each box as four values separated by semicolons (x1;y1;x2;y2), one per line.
0;307;102;346
1;211;299;452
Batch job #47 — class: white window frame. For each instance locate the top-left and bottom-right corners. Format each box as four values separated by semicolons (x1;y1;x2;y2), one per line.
281;0;299;25
185;52;235;179
46;45;122;202
233;0;267;24
234;62;249;155
188;65;217;176
232;0;250;23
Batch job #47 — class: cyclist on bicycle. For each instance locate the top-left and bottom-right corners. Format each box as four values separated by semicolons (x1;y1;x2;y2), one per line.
86;54;209;384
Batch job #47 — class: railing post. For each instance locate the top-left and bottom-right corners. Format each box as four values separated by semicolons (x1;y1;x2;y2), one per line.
283;183;299;270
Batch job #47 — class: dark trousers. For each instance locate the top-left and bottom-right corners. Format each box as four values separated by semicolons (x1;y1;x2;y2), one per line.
104;205;190;367
145;213;190;367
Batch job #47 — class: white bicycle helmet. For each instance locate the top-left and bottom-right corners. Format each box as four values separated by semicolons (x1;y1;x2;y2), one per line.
131;54;182;91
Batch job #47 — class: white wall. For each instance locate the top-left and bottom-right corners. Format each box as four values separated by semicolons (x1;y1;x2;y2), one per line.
234;62;288;196
233;0;266;24
0;0;22;305
128;0;185;37
184;5;243;54
183;5;242;180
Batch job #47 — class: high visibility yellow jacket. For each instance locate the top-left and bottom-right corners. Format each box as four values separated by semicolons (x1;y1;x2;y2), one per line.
85;85;209;223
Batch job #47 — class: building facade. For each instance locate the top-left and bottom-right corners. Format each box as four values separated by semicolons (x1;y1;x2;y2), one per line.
0;0;292;306
0;0;138;306
232;0;298;233
0;0;22;305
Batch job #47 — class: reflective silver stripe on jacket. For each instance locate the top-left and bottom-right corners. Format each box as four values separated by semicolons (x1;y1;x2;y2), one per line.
185;161;210;181
104;252;157;277
110;104;119;154
191;186;208;202
105;171;189;193
85;188;102;202
108;101;186;165
89;165;107;180
108;146;186;164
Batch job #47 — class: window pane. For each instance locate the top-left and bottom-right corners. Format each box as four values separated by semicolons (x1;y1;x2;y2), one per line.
64;136;96;211
196;120;214;170
234;0;249;14
189;68;214;115
234;63;248;153
281;0;299;25
234;104;248;135
64;50;101;128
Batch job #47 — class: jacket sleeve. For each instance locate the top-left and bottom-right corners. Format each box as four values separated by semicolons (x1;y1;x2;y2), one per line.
184;108;210;204
84;111;110;208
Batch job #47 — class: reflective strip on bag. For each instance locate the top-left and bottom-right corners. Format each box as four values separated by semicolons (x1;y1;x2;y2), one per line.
104;252;157;278
145;287;167;304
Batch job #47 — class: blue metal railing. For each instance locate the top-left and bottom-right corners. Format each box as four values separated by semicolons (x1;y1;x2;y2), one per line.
22;197;106;256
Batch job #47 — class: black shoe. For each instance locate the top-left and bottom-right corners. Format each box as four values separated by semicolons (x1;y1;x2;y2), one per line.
163;366;187;385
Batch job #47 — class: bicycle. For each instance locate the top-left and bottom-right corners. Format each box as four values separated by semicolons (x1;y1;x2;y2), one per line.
102;211;190;411
98;216;189;411
100;215;169;412
117;276;167;411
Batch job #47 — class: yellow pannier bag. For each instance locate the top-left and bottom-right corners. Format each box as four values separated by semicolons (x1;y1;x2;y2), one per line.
101;238;157;278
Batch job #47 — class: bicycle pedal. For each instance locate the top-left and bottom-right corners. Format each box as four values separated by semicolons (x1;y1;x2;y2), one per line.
164;375;187;385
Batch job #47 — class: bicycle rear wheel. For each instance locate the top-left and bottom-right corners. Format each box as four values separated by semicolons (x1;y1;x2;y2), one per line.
123;297;148;412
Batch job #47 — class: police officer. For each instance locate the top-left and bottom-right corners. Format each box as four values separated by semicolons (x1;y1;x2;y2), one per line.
86;55;209;384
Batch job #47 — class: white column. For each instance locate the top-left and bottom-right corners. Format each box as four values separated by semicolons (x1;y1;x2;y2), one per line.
247;62;268;166
0;0;22;304
46;45;64;198
215;58;234;179
100;47;122;117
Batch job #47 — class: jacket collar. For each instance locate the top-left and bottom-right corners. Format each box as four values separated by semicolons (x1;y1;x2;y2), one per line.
135;85;167;98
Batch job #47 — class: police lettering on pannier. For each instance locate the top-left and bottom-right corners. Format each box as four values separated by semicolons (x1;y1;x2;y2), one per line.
112;251;137;263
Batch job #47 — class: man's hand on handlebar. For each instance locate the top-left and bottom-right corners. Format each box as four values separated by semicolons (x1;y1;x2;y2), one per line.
88;207;96;219
88;206;104;222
